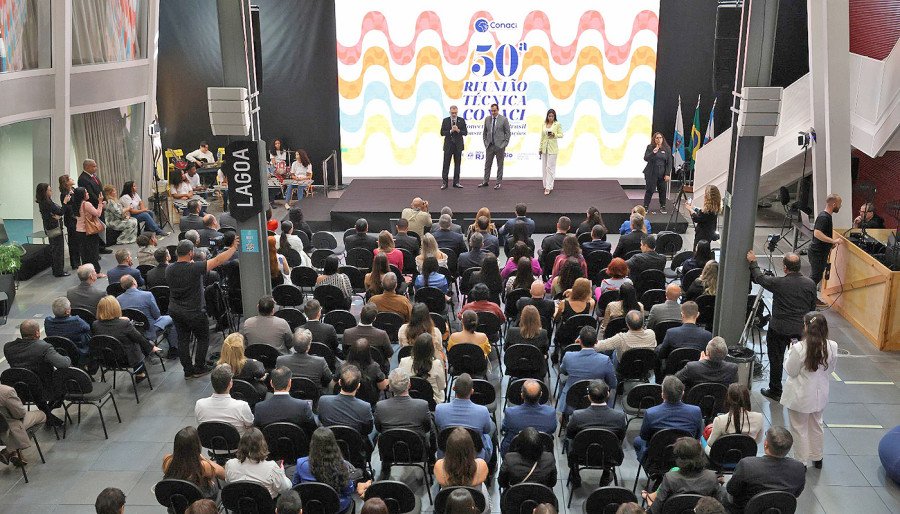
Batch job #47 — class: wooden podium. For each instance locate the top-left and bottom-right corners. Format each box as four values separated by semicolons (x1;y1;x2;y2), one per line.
822;229;900;351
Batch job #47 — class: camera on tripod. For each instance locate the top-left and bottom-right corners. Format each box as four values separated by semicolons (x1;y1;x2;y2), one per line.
766;233;781;252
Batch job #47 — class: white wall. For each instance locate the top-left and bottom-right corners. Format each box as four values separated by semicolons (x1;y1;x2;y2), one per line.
0;120;37;220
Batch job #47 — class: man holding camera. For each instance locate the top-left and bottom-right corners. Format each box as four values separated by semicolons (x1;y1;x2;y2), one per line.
400;197;431;237
746;251;817;402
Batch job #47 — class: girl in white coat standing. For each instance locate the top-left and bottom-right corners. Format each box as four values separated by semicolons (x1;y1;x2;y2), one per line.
781;312;838;469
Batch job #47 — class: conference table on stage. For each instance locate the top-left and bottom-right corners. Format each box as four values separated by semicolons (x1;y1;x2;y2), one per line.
822;229;900;351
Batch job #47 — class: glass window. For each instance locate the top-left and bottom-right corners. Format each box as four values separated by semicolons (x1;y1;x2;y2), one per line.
0;118;51;242
72;0;147;65
0;0;51;73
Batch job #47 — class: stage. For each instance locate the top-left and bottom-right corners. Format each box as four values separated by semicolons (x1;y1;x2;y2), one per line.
296;179;689;234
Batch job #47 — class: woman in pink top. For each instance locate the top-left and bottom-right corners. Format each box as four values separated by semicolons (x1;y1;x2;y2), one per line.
500;242;542;279
74;187;106;277
373;230;404;270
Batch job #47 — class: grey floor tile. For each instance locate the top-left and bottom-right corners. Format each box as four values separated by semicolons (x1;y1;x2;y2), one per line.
865;403;900;428
57;470;145;505
795;487;826;514
830;427;887;456
874;482;900;514
810;485;892;514
1;469;87;506
829;382;899;404
91;442;166;471
822;402;881;426
110;415;187;443
805;454;870;487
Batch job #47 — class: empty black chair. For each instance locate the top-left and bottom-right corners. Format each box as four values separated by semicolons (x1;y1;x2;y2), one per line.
633;429;690;493
447;343;488;390
365;480;418;513
503;288;531;325
567;429;625;506
540;249;561;280
279;247;303;268
310;248;335;270
505;378;550;408
603;316;628;339
469;378;497;424
415;286;447;315
311;231;339;250
667;250;694;279
346;247;375;269
624;249;641;260
476;310;504;369
273;283;305;307
106;282;124;297
245;344;281;371
154;479;204;514
275;307;307;331
503;343;547;382
197;421;241;465
89;335;153;403
501;483;557;514
684;382;728;424
660;493;704;514
54;366;121;439
653;320;683;346
376;429;434;504
322;309;357;335
655;231;683;257
330;425;373;479
44;335;83;366
583;486;638;514
708;433;758;473
622;383;663;427
399;248;417;275
221;481;276;513
408;376;437;411
664;347;701;376
230;379;261;410
291;266;319;290
313;283;348;312
293;482;342;514
434;486;487;514
587;250;613;285
695;294;716;329
148;286;170;315
744;490;797;514
612;348;657;407
263;422;310;464
289;377;321;408
635;269;666;296
681;267;702;291
71;307;96;325
640;288;667;310
373;311;404;342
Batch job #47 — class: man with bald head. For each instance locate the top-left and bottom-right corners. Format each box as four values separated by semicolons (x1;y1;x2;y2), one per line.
747;250;816;402
500;379;556;455
400;197;431;236
4;320;71;426
516;280;555;331
77;158;111;254
647;283;682;329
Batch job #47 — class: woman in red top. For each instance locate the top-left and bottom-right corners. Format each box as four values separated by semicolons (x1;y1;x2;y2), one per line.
374;230;404;270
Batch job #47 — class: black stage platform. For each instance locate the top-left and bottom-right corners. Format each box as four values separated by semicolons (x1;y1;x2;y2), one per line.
298;179;688;234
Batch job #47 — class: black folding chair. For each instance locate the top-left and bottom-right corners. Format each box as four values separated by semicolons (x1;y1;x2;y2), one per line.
311;231;339;250
273;283;305;307
245;344;281;371
376;429;434;504
622;383;663;427
503;288;531;326
684;382;728;424
596;289;620;316
695;294;716;329
274;307;307;331
653;320;683;346
681;267;702;291
505;378;551;409
230;379;261;410
137;264;153;284
310;249;335;270
263;422;310;465
309;342;337;372
322;309;357;335
603;316;628;339
197;421;241;465
501;483;558;514
469;378;498;425
567;429;625;507
106;282;124;297
587;250;613;286
331;424;373;478
540;249;561;281
503;343;547;381
408;376;437;411
313;283;349;312
54;367;121;439
560;379;592;432
612;348;657;408
437;426;483;454
655;232;683;258
89;335;153;403
71;307;96;325
44;335;84;367
633;428;690;493
708;433;758;473
291;266;319;292
292;481;341;514
635;269;666;297
583;486;638;514
664;347;701;376
554;314;596;364
434;486;487;514
667;250;693;280
446;344;488;396
346;247;375;269
744;490;797;514
289;377;321;409
640;288;667;311
149;286;170;315
221;481;276;513
475;310;504;370
339;265;368;298
415;286;447;315
373;311;404;342
365;480;419;513
660;493;704;514
153;479;204;514
279;247;303;268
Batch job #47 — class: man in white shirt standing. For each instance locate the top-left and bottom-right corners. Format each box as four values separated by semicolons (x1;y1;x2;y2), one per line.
186;141;216;165
195;364;254;435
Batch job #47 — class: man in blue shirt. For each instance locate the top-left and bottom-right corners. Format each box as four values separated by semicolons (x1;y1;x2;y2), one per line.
44;297;91;356
655;301;712;378
559;326;617;413
106;249;144;288
116;275;177;358
500;379;556;455
634;375;703;462
435;373;495;461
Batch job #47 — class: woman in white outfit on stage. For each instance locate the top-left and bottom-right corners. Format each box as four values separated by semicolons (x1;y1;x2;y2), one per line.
781;311;838;469
539;109;563;195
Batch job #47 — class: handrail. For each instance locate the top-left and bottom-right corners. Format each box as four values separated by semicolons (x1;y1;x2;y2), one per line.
322;150;339;191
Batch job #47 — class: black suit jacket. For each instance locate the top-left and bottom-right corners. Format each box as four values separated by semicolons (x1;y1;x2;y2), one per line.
726;455;806;513
540;232;567;256
78;171;102;205
302;320;340;356
146;264;168;288
433;229;467;257
3;338;72;393
394;233;420;255
626;251;667;281
675;359;738;389
440;116;467;152
566;404;627;441
253;393;317;432
345;233;378;254
343;325;393;362
498;451;557;489
374;395;432;437
456;250;486;275
656;323;712;360
749;265;817;336
613;230;644;259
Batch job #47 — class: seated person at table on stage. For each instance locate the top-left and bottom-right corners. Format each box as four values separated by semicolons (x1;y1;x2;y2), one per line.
44;296;92;356
393;217;421;255
724;426;806;513
435;373;495;461
582;223;612;254
498;202;536;244
241;296;293;354
565;379;626;487
633;376;703;462
400;197;432;237
595;310;657;367
194;364;254;435
178;199;206;233
66;263;106;313
253;366;316;431
559;326;617;413
613;213;647;259
317;365;375;442
225;427;292;498
854;202;885;229
431;214;466;257
498;427;557;490
284;150;313;205
301;299;340;356
0;382;47;467
186;141;216;165
640;437;723;514
107;249;144;288
516;280;555;331
169;168;194;201
398;332;447;404
370;272;413;322
539;216;570;257
136;233;159;267
117;275;177;352
647;283;682;329
675;336;738;389
619;205;653;235
185;164;205;191
500;379;556;455
3;320;70;426
456;232;487;275
626;234;666;281
705;383;764;454
276;328;333;390
343;303;393;364
146;247;170;288
655;301;712;377
119;180;169;237
345;218;378;254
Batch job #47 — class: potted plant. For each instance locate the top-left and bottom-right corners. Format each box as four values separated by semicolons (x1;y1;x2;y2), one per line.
0;243;25;314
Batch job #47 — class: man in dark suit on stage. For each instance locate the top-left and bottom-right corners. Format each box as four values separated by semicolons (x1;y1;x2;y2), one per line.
480;103;511;189
440;106;467;189
78;158;111;253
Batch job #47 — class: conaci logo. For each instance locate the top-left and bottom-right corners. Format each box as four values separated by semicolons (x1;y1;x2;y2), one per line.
473;18;517;33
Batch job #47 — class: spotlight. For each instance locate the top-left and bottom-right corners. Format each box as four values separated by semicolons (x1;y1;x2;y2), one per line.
766;234;781;252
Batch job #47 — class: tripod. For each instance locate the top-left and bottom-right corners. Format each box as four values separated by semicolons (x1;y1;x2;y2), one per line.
741;240;777;376
151;189;171;231
665;165;692;232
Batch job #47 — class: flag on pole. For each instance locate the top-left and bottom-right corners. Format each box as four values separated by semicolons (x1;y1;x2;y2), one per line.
689;95;702;165
672;96;686;168
703;97;717;145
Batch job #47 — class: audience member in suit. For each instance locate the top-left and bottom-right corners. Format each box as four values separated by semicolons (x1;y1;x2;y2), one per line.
301;300;340;356
655;301;712;378
252;366;316;432
66;264;106;313
633;376;703;462
344;218;379;254
498;427;557;490
44;296;92;356
178;200;206;233
647;283;683;329
625;234;667;281
432;214;467;258
498;203;536;244
116;275;177;353
145;248;170;288
565;379;627;487
194;364;254;435
582;224;612;254
472;216;501;256
516;280;555;331
559;326;618;413
641;437;722;514
276;328;333;390
374;368;434;478
0;383;47;466
430;206;463;234
393;218;421;255
370;272;413;322
500;379;556;455
77;159;110;255
317;365;375;440
434;373;495;461
343;303;393;364
106;249;144;288
675;337;738;389
613;214;647;259
2;320;70;426
456;232;487;274
540;216;570;257
724;426;806;514
92;295;160;374
241;296;293;353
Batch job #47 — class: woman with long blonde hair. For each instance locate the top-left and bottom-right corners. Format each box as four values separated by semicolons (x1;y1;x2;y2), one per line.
688;185;722;247
217;333;267;399
415;232;447;271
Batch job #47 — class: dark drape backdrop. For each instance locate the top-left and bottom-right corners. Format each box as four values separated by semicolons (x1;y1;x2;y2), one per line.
157;0;340;184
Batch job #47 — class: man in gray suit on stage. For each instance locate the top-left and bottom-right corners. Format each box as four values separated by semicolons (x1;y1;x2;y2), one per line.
480;103;511;189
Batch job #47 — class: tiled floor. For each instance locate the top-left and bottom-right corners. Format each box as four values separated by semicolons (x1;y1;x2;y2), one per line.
0;212;896;513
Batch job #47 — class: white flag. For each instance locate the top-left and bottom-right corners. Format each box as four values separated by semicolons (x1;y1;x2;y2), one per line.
673;96;686;167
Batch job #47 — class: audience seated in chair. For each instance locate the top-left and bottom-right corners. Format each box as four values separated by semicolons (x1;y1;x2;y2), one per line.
374;368;434;477
498;427;556;490
218;333;267;400
44;296;92;356
416;233;448;272
179;200;206;233
613;213;647;259
675;337;738;390
225;427;292;498
253;366;316;430
448;310;492;367
559;326;617;414
241;296;293;353
705;384;764;454
640;437;723;513
317;365;375;440
646;283;682;330
595;310;657;366
582;223;612;253
276;328;333;389
655;301;712;378
434;426;490;493
136;233;159;267
92;295;160;377
565;379;626;487
117;275;177;356
724;426;806;513
301;300;340;356
146;247;170;288
626;234;666;281
195;364;254;435
458;283;505;324
293;427;372;512
432;214;466;258
457;232;487;274
162;426;226;500
66;264;106;312
516;281;555;330
435;374;495;461
370;272;413;322
340;339;389;407
633;376;703;462
540;216;570;257
393;217;421;254
345;218;378;254
315;255;354;306
500;379;556;455
398;333;447;404
2;320;70;427
344;303;393;362
0;383;46;467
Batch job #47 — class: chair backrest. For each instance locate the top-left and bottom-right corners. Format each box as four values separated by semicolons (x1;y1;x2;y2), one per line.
322;309;357;335
289;377;321;406
640;289;667;310
197;421;241;456
503;344;545;378
586;250;613;284
670;250;693;271
475;311;502;339
565;379;593;412
681;267;702;291
414;286;447;314
373;311;404;342
399;247;417;274
505;378;550;406
329;425;370;471
153;479;204;514
338;265;366;291
137;264;154;283
311;231;338;250
557;313;597;348
272;283;305;307
0;368;46;404
346;247;374;269
643;429;691;473
540;249;561;278
365;480;417;514
290;266;319;288
377;428;430;465
625;383;663;416
431;312;449;336
665;347;702;375
308;342;336;372
229;379;260;409
106;282;124;297
660;493;704;514
310;248;335;269
695;294;716;328
279;247;304;268
596;289;620;315
149;286;170;315
313;283;345;312
458;267;480;295
121;308;151;332
447;343;488;376
500;483;558;514
509;429;554;453
437;426;483;453
71;307;96;325
262;422;310;463
744;490;798;514
684;382;728;423
245;344;281;370
407;376;437;410
654;320;683;346
52;366;97;398
503;288;531;321
434;486;487;514
221;481;276;514
570;428;624;467
274;307;307;331
615;348;657;381
603;317;628;339
89;335;131;369
636;269;666;296
469;378;496;409
583;486;638;514
655;231;683;257
624;249;641;260
44;336;81;363
708;433;759;470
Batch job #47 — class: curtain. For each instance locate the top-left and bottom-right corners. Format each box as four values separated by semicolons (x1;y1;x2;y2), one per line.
72;0;146;65
0;0;39;72
71;109;130;190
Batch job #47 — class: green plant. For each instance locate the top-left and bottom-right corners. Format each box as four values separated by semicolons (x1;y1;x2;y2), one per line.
0;244;25;275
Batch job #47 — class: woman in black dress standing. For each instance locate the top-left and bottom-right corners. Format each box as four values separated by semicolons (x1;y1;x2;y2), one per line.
687;184;722;248
36;183;69;277
642;132;673;214
58;174;80;269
